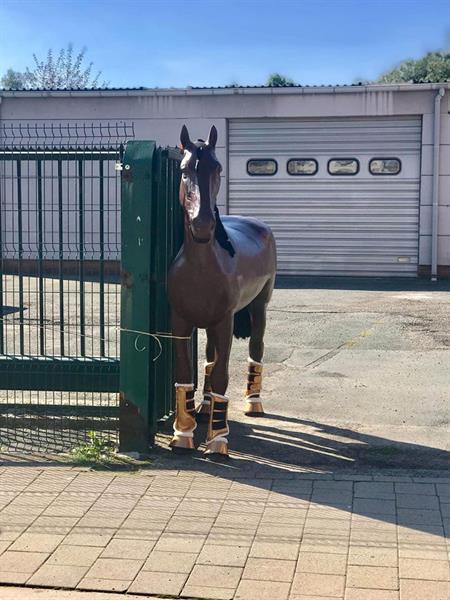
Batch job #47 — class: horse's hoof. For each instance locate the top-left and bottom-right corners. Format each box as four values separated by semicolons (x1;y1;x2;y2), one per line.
204;439;229;457
169;436;195;451
245;401;265;417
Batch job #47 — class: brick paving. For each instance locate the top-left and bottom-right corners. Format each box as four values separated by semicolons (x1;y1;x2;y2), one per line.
0;463;449;599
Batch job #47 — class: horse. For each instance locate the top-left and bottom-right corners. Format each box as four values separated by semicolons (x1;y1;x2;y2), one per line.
167;124;277;456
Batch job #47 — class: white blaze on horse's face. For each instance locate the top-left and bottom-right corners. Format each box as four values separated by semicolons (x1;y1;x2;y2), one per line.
180;147;201;221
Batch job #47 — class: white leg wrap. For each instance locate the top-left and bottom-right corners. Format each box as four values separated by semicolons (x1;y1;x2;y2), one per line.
248;357;263;366
173;428;195;438
212;392;228;400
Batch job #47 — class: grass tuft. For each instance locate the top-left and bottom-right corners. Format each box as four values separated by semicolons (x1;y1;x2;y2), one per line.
71;431;115;465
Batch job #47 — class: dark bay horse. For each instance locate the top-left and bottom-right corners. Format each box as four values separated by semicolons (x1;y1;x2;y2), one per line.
168;125;277;456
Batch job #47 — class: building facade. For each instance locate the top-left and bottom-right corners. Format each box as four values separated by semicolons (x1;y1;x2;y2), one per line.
1;83;449;277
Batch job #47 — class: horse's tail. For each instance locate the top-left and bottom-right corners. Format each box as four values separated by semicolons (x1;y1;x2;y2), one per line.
233;306;252;339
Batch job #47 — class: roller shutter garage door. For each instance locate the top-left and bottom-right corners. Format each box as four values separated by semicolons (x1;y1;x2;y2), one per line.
228;116;422;276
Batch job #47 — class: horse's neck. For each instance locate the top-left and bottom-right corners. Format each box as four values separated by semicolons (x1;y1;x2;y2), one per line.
182;226;221;271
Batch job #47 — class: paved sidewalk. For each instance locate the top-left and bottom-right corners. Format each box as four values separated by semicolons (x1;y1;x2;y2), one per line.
0;461;449;600
0;587;159;599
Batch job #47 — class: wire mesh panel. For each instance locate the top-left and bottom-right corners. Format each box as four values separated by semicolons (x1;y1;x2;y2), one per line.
0;122;133;452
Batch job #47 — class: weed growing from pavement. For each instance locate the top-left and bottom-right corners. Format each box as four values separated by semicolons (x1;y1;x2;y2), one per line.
70;431;151;470
71;431;115;465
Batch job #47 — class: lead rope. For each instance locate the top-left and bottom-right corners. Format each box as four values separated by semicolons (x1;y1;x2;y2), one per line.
0;316;191;362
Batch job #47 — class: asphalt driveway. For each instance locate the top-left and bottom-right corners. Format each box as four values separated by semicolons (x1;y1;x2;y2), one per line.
189;277;450;471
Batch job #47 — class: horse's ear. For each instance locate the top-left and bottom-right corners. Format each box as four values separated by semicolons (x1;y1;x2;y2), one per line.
180;124;191;149
207;125;218;149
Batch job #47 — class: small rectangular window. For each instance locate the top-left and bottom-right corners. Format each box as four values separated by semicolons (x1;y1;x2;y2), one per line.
287;159;318;176
247;159;277;176
328;158;359;175
369;158;401;175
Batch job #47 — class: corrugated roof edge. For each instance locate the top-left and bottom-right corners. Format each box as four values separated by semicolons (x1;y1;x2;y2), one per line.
0;87;147;92
0;83;449;97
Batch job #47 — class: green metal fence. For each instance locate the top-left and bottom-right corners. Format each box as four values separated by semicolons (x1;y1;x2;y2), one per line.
0;125;192;453
0;123;126;451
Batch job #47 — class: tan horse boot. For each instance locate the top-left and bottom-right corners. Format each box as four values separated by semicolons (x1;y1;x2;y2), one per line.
244;359;264;416
169;383;196;450
196;361;214;422
204;392;229;456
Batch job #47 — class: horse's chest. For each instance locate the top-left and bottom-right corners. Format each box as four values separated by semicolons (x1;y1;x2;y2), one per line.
168;268;235;327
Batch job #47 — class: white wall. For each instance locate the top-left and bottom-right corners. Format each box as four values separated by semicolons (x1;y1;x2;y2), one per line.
1;86;449;269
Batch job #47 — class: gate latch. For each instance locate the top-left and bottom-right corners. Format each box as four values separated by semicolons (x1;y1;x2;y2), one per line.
115;161;123;171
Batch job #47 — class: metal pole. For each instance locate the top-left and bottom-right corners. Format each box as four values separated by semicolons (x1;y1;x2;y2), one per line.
431;88;445;282
119;141;156;453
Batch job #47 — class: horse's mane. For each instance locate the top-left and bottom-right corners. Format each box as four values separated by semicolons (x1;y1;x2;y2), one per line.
214;205;235;257
182;139;234;257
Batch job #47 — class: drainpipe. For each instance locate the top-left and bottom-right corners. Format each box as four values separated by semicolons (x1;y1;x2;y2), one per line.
431;88;445;281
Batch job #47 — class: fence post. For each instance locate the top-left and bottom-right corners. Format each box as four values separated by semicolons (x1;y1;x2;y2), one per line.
119;141;156;452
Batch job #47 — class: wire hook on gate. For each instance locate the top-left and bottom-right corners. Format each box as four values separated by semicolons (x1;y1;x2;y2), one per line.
120;328;192;362
134;335;146;353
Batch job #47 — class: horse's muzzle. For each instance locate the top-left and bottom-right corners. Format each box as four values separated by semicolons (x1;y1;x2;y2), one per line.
190;216;215;243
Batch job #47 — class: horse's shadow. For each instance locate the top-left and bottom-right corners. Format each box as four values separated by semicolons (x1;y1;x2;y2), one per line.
159;412;449;471
154;412;449;540
227;413;449;470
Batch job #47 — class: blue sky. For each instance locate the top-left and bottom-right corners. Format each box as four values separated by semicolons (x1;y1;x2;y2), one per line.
1;0;449;88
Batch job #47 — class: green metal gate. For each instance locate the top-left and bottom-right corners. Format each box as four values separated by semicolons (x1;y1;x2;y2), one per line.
0;126;192;453
119;140;197;452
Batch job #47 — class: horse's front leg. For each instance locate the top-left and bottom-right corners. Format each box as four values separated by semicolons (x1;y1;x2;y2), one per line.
196;332;216;422
169;311;196;451
204;314;233;457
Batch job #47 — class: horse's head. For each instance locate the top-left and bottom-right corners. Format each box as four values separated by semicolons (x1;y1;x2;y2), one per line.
179;124;222;244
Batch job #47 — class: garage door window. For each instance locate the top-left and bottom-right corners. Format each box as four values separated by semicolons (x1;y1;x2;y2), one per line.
328;158;359;175
247;159;278;176
287;159;318;176
369;158;401;175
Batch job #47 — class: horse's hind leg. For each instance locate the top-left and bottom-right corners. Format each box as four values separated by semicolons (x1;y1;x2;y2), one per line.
196;333;215;422
245;281;273;417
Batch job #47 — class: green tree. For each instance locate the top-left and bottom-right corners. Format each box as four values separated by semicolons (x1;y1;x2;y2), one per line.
1;44;108;90
376;51;450;84
266;73;296;87
1;68;26;90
